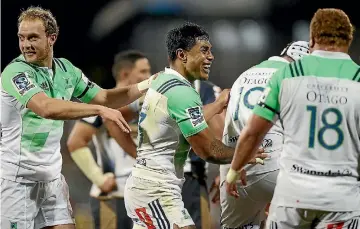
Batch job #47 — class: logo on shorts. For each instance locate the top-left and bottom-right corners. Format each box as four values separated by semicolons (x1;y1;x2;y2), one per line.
262;138;273;148
136;158;147;166
181;209;190;220
186;106;204;127
12;73;35;95
327;222;344;229
10;222;17;229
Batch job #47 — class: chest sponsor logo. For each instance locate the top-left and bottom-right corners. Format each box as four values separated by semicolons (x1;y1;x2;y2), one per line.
291;164;352;177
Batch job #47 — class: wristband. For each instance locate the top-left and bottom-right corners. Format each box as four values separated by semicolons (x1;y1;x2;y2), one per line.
137;74;155;92
226;168;239;184
255;158;264;165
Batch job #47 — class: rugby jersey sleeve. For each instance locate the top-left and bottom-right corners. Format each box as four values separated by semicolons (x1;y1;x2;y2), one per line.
167;86;208;138
1;62;43;106
72;67;102;103
253;66;287;121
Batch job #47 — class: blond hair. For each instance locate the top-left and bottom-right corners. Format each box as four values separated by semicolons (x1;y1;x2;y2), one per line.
18;6;59;36
310;8;354;46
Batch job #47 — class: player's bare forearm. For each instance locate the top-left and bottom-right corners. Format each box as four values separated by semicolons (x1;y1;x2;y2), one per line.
46;100;101;120
104;119;137;158
187;128;234;164
230;131;263;171
67;121;97;152
28;93;102;120
231;115;273;171
94;85;142;108
203;102;224;122
207;111;225;140
205;139;234;164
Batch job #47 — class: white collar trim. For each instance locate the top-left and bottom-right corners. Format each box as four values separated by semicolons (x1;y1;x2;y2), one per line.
311;50;351;60
268;56;289;63
164;67;191;84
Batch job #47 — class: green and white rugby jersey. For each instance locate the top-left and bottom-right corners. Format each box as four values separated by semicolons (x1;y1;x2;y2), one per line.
222;56;287;177
131;68;208;186
254;50;360;211
1;55;101;182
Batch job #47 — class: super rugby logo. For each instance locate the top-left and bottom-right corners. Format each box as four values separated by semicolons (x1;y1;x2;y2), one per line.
12;72;35;95
186;106;204;127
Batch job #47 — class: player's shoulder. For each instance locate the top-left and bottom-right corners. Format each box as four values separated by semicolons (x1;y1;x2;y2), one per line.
54;57;77;72
3;56;35;73
2;57;38;81
256;57;288;69
153;72;194;95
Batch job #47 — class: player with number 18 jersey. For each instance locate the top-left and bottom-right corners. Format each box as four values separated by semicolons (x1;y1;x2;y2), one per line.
254;50;360;226
220;41;309;229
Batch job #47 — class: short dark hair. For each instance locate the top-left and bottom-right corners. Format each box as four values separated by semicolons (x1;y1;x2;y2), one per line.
112;50;147;79
165;22;209;61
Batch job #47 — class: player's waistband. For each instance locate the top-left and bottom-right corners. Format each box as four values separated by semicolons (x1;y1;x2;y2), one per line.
222;225;253;229
132;164;184;186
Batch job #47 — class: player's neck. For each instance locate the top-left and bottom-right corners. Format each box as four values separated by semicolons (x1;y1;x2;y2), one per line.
312;43;349;54
169;63;194;83
37;51;54;68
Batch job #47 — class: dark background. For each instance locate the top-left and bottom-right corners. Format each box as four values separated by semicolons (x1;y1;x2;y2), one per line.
1;1;359;228
2;0;359;89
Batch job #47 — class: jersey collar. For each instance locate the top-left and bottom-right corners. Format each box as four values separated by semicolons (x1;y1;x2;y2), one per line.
311;50;351;60
268;56;289;63
18;54;57;73
164;67;192;85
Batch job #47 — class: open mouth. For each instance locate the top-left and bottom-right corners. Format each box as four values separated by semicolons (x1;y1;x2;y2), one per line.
203;64;211;74
24;52;36;57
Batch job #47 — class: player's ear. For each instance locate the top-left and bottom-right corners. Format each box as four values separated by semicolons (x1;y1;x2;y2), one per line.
309;38;315;53
176;49;187;63
120;68;130;80
48;34;57;47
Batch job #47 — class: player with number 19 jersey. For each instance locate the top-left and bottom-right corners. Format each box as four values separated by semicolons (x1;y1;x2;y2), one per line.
124;68;208;228
220;56;288;228
254;50;360;211
222;57;287;174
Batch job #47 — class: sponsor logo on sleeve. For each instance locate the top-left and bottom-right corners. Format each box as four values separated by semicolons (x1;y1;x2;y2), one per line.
12;73;35;95
186;106;205;127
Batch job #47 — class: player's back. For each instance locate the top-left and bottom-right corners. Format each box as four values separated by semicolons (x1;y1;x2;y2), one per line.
133;68;206;186
269;51;360;211
222;57;287;175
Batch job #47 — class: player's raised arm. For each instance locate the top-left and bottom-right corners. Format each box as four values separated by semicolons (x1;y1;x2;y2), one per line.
1;64;130;132
88;72;158;108
202;88;230;122
103;104;138;159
